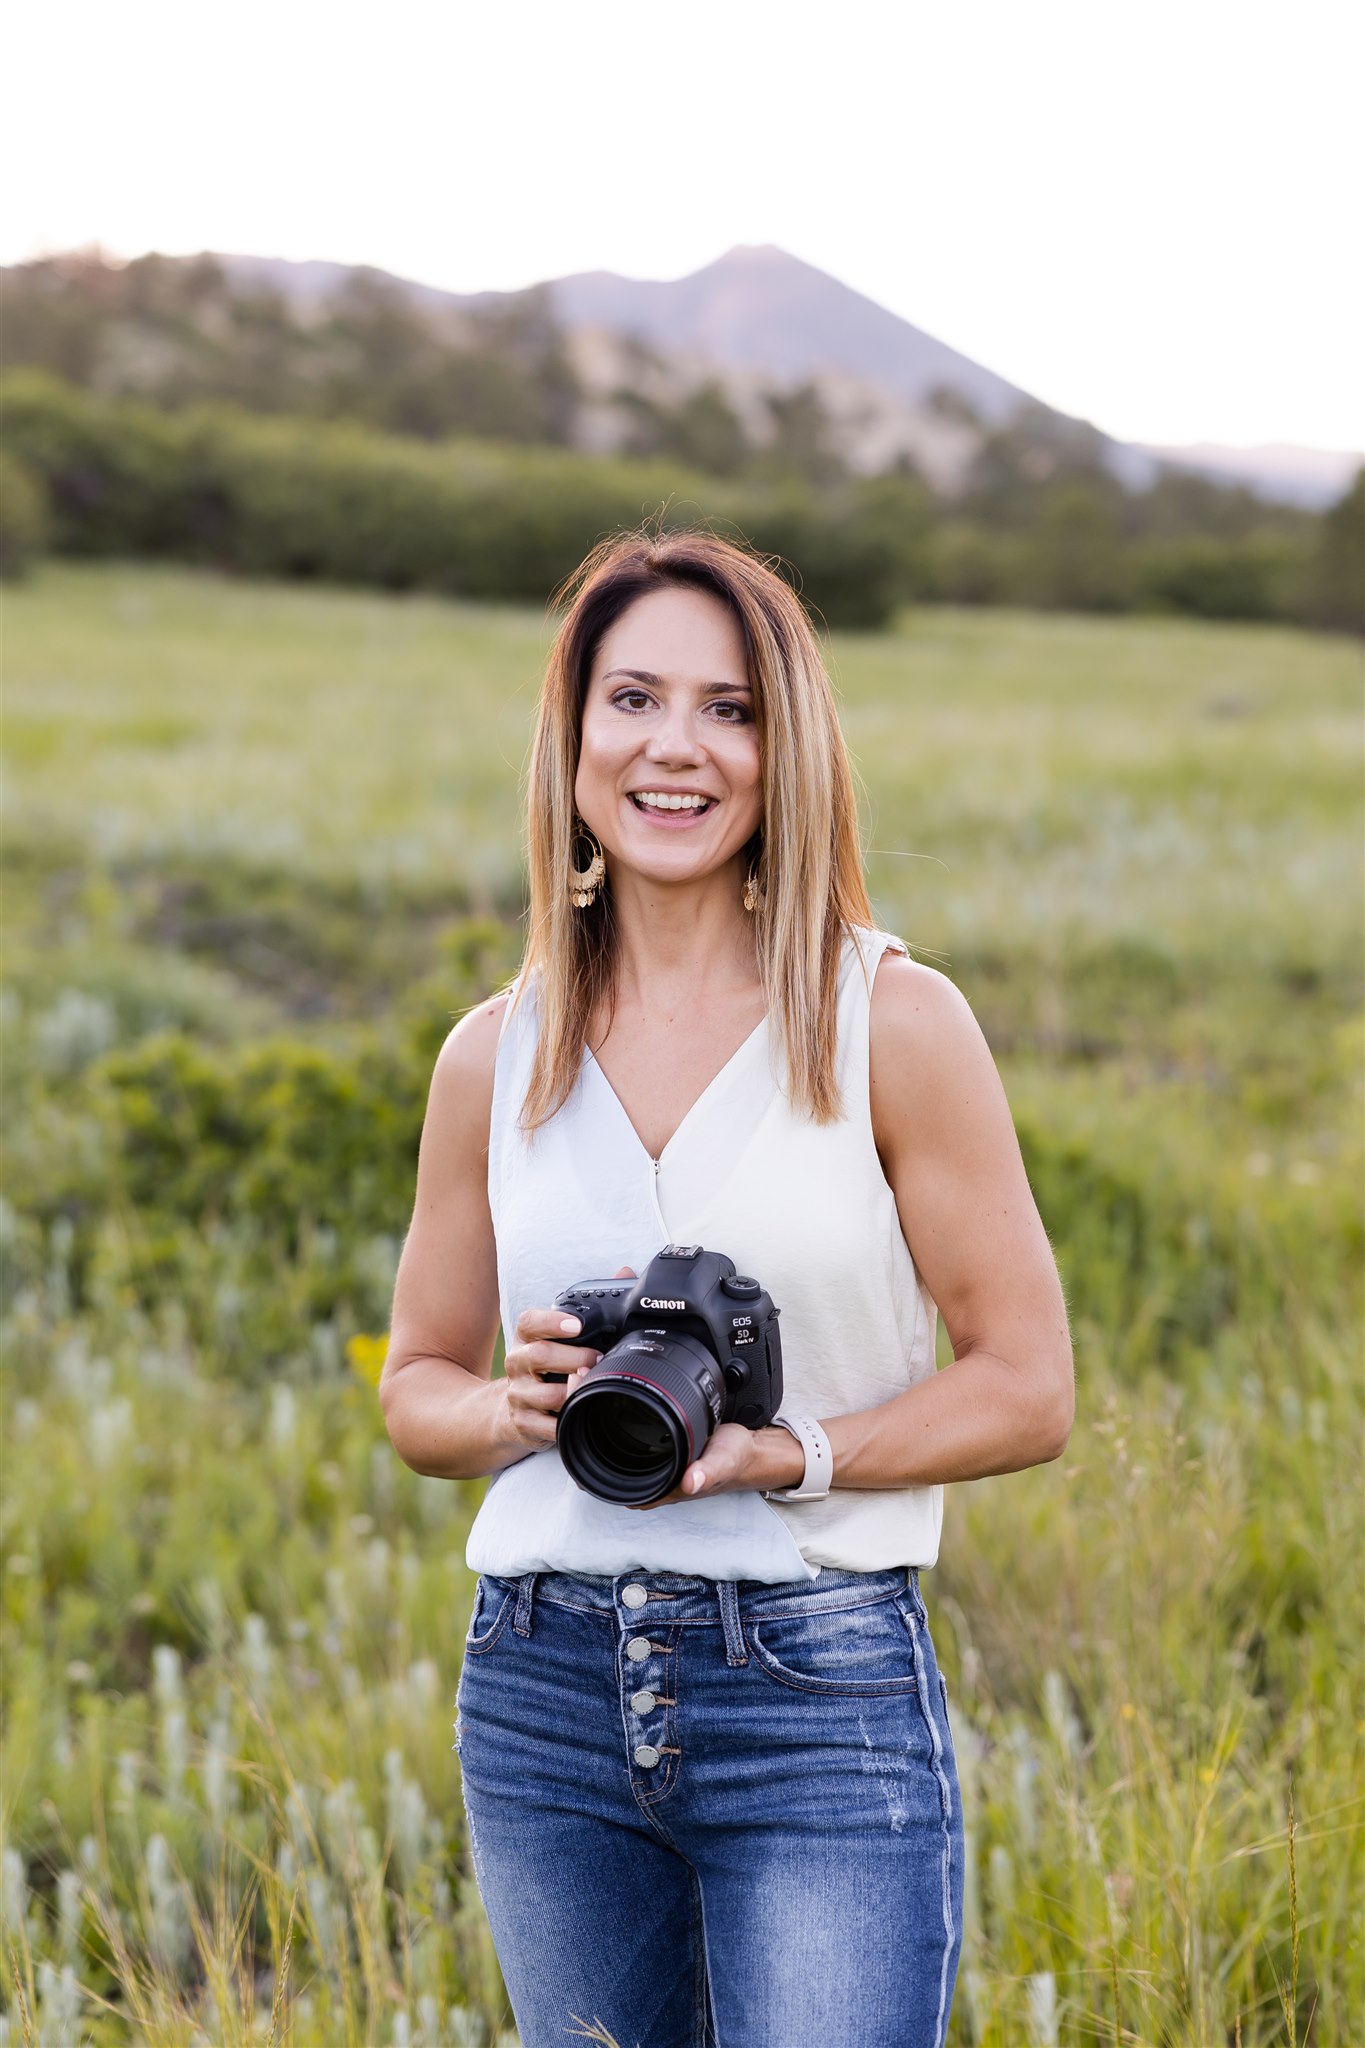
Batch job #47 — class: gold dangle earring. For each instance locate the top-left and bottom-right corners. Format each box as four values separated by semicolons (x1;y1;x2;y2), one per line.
567;818;607;909
743;858;762;914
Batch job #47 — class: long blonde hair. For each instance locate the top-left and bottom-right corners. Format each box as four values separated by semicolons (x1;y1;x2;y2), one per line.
516;528;874;1130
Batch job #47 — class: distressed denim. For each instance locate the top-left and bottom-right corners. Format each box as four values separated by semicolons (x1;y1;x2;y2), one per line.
454;1564;964;2047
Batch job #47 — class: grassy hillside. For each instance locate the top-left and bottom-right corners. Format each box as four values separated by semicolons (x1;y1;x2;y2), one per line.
2;564;1361;2043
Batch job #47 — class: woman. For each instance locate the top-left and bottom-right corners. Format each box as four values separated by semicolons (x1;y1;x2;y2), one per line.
380;529;1074;2047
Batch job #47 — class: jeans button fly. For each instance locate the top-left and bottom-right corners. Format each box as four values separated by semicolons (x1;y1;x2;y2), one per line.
633;1744;661;1769
622;1585;648;1609
630;1689;656;1715
625;1637;651;1662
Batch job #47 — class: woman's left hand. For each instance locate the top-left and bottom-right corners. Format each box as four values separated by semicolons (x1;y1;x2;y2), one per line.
627;1422;794;1510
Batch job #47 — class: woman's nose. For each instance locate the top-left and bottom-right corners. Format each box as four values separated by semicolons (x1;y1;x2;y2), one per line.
644;709;703;763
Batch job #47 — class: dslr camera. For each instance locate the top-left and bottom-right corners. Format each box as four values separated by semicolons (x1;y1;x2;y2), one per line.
545;1244;783;1506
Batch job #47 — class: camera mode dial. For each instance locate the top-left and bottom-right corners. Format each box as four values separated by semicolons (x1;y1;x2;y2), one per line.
720;1274;760;1300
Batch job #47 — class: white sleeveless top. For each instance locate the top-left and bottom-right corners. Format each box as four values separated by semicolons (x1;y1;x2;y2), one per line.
465;924;944;1582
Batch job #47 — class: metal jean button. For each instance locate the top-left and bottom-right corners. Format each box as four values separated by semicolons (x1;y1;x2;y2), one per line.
622;1585;648;1609
633;1744;661;1769
625;1637;652;1662
630;1689;656;1715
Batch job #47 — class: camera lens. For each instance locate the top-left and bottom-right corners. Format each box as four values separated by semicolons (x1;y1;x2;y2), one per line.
556;1331;717;1505
584;1394;677;1473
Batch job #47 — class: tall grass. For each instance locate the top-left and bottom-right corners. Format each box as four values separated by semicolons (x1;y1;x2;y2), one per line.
2;563;1361;2043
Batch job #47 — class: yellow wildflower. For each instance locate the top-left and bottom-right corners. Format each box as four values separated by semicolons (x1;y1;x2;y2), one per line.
346;1333;389;1387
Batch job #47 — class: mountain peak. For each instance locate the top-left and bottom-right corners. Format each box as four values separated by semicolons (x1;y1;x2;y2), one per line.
708;243;806;269
549;246;1029;423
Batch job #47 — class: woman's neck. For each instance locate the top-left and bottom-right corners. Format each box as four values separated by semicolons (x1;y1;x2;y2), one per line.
604;862;761;1020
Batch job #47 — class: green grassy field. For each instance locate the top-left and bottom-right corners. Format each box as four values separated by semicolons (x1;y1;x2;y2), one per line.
2;562;1361;2045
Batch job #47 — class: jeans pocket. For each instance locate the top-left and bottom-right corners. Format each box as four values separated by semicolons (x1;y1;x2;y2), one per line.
463;1574;516;1658
748;1595;921;1696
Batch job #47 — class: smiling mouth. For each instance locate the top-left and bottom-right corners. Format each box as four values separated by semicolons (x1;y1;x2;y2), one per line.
629;791;716;814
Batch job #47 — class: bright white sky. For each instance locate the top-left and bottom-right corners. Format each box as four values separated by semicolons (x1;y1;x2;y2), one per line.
4;0;1360;451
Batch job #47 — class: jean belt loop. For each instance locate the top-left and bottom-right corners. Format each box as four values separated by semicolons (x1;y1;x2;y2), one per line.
717;1580;748;1667
513;1571;537;1638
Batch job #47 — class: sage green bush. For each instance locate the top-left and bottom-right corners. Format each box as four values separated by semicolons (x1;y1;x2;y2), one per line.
1135;533;1309;621
0;448;51;579
0;373;922;627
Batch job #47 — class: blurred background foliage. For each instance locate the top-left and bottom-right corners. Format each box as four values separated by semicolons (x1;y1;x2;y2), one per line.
1;554;1361;2040
2;249;1361;631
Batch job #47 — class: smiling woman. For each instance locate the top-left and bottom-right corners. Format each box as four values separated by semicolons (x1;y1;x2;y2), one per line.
378;527;1074;2046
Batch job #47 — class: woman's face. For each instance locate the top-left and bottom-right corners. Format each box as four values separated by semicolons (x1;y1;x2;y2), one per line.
575;584;762;892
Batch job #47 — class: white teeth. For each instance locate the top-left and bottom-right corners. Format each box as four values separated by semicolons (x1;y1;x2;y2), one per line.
632;792;710;811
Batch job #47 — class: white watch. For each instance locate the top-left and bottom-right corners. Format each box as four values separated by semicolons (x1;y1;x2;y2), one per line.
763;1415;834;1502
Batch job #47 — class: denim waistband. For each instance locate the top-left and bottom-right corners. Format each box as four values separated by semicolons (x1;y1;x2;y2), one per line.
497;1563;919;1630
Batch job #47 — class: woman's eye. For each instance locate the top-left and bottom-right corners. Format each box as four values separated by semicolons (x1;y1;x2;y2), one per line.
612;690;653;713
708;700;750;724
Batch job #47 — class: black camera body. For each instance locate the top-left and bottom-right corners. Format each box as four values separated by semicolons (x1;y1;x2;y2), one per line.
547;1244;783;1506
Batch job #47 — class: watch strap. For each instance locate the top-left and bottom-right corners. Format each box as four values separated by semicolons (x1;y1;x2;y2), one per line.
763;1415;834;1502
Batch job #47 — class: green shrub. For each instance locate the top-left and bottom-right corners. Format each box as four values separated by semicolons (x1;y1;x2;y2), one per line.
742;475;934;628
0;917;524;1358
0;372;919;627
925;521;1024;605
91;917;524;1256
1135;532;1309;621
0;371;190;556
1022;482;1134;613
1306;466;1364;634
0;445;51;577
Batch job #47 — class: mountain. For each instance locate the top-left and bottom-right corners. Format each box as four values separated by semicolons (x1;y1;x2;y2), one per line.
210;246;1358;506
546;245;1032;424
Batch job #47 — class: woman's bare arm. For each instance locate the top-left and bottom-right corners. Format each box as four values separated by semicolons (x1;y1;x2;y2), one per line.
821;952;1074;1488
380;993;608;1479
378;996;519;1479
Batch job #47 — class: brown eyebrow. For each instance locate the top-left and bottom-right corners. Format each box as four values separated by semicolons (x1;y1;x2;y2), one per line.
601;668;752;694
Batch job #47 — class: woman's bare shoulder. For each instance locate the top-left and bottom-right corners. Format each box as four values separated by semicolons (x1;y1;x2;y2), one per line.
435;990;510;1071
868;951;1004;1135
427;992;512;1144
870;950;980;1044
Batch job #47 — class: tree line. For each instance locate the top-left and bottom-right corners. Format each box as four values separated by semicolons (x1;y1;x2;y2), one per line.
1;251;1360;630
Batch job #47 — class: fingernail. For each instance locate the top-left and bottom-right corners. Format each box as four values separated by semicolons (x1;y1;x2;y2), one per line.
688;1471;705;1493
559;1316;581;1335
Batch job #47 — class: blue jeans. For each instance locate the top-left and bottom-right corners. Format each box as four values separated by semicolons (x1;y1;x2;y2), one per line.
454;1565;965;2047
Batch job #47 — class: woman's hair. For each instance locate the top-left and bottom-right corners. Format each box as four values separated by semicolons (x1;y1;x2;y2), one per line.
515;526;874;1131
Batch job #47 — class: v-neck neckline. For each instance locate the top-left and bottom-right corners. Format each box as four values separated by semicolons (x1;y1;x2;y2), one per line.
585;1012;770;1167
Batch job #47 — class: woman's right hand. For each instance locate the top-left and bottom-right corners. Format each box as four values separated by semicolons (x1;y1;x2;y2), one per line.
500;1306;603;1452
